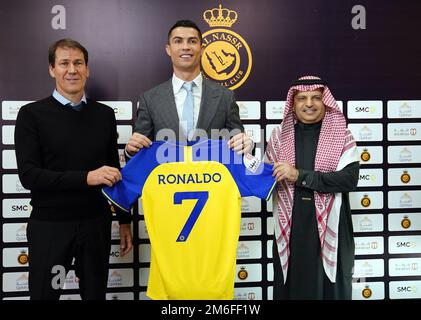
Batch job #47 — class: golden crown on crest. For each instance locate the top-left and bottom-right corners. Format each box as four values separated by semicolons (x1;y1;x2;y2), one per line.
203;4;238;27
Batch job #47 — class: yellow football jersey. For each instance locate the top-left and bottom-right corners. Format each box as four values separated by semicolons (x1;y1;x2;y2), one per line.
103;139;275;299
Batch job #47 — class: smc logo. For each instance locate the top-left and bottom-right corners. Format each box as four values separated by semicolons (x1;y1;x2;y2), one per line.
12;205;31;212
359;174;376;181
396;241;416;248
110;251;120;258
359;175;370;181
355;107;374;113
397;286;416;293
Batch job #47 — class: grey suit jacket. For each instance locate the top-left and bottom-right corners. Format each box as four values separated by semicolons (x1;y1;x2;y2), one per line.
133;78;244;141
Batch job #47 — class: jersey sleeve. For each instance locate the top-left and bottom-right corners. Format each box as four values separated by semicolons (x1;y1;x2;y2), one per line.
224;144;277;201
102;143;162;212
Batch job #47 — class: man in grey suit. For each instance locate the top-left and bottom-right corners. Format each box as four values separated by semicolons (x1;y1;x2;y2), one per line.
125;19;253;157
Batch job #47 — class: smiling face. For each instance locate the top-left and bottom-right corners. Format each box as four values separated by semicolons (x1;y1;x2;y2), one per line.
48;46;89;103
165;26;202;80
293;89;326;124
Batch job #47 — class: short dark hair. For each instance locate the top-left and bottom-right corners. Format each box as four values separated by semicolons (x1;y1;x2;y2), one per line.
167;20;202;43
48;38;89;66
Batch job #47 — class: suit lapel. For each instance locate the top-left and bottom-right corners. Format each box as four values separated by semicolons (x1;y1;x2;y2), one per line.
196;79;221;132
158;80;182;138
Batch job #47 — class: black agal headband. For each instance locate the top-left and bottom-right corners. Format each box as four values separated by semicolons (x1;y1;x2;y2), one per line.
290;78;327;86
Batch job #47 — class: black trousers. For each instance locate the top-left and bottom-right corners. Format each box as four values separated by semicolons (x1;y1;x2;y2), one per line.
27;215;111;300
272;236;353;300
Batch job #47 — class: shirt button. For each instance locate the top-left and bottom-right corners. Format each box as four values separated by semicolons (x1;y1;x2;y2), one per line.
302;180;307;186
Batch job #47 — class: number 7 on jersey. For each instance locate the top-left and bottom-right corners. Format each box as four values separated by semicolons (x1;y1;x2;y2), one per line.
174;191;209;242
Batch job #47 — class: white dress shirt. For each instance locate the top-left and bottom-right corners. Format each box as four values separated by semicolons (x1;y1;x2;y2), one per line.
172;73;202;135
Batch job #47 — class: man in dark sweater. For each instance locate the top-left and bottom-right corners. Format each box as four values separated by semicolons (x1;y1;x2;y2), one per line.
14;38;132;300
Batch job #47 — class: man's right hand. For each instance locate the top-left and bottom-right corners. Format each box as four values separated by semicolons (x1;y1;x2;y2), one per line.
119;223;133;257
87;166;122;187
125;132;152;156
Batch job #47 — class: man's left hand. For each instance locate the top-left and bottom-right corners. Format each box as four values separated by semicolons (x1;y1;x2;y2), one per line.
273;161;299;183
228;132;254;155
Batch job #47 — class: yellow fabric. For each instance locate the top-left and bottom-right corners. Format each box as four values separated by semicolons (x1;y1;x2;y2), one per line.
143;147;241;299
